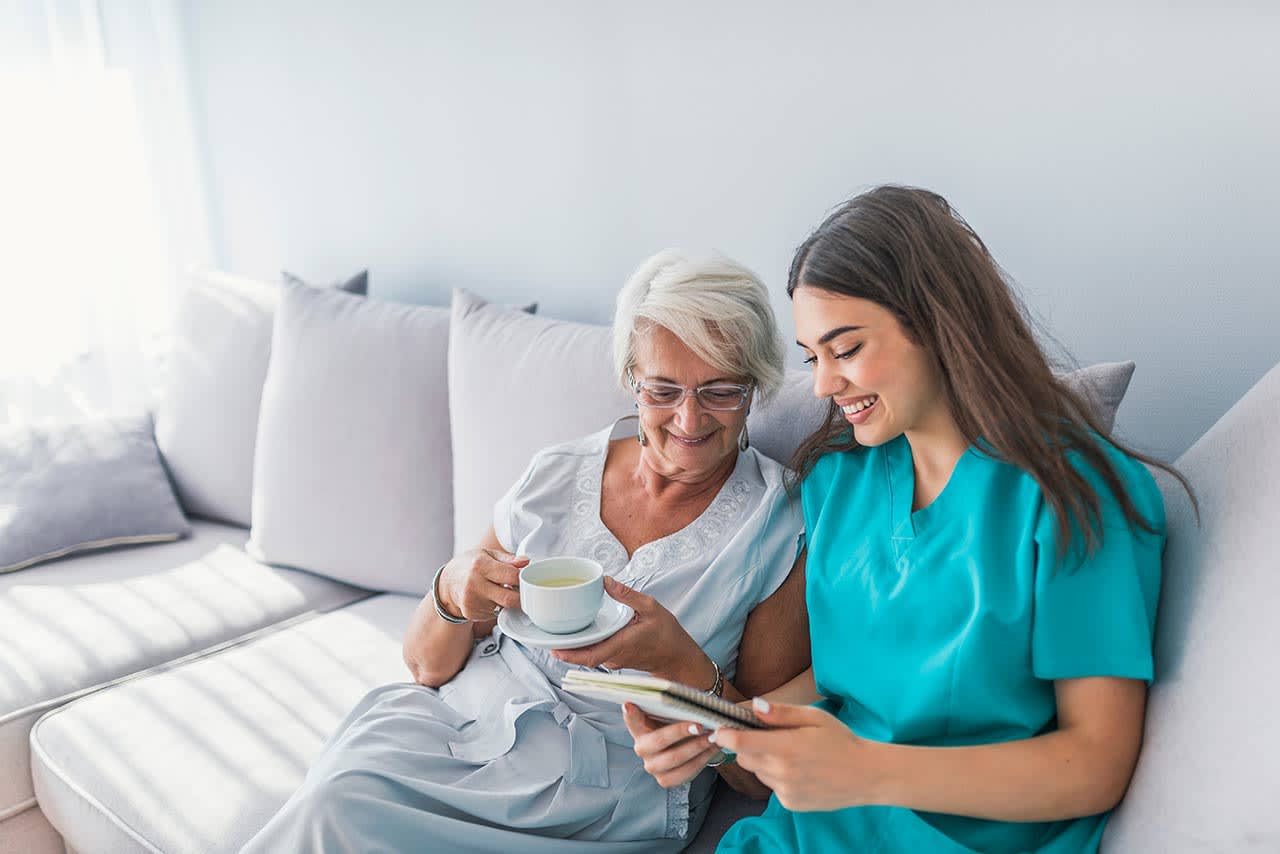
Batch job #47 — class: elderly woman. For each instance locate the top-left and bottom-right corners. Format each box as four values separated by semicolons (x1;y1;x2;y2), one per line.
238;250;809;854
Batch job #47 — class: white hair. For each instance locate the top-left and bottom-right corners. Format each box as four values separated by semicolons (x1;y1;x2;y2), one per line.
613;249;785;403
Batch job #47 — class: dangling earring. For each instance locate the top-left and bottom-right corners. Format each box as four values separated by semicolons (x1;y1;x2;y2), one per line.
738;425;750;452
637;419;648;447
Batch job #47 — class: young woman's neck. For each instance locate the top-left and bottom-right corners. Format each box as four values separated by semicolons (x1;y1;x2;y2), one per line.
903;407;970;511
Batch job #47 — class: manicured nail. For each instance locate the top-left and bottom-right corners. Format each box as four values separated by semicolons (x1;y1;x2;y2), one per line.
707;732;718;745
753;697;771;713
688;724;702;736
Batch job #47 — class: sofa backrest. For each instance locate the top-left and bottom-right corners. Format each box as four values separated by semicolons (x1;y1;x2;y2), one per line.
1103;359;1280;851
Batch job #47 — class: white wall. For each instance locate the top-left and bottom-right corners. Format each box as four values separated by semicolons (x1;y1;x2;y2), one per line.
179;0;1280;460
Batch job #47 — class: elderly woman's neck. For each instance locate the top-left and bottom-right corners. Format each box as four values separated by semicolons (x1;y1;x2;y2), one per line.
632;447;738;503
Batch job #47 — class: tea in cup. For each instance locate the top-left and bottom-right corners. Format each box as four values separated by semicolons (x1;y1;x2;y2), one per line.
519;557;604;634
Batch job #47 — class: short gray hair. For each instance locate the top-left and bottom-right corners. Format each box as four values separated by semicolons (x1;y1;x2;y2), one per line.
613;249;785;403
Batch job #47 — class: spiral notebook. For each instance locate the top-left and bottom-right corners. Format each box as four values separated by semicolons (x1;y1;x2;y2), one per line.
561;670;768;731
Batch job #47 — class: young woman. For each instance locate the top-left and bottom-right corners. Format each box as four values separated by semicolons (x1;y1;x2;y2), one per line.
625;186;1192;853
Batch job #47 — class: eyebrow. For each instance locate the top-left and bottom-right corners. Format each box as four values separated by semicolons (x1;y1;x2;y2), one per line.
796;325;863;348
644;375;741;385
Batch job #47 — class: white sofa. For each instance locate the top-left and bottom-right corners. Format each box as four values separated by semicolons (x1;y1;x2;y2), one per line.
3;281;1278;854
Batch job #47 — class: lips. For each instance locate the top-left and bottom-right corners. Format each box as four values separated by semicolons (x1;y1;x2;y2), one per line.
838;394;879;425
667;430;715;447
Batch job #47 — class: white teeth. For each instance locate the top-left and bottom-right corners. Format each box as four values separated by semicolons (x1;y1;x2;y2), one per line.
840;396;878;415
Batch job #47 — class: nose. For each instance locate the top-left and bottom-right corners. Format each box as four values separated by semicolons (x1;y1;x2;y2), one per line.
811;358;844;400
673;393;705;432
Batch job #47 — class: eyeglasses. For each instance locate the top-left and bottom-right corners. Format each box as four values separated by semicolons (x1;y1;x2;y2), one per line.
627;370;754;411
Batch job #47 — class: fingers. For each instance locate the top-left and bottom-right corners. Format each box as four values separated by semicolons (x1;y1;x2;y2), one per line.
603;576;653;611
747;697;828;728
630;718;723;787
652;743;724;788
483;548;530;568
621;703;659;737
481;579;521;611
477;554;522;588
706;726;759;756
632;719;708;759
551;625;633;665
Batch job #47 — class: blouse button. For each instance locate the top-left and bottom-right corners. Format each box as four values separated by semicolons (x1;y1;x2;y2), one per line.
480;641;499;656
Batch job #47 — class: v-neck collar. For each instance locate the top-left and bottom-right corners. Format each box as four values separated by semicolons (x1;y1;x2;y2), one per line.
885;434;977;547
584;416;751;568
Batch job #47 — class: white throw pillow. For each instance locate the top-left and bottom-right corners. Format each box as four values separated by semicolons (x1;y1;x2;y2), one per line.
449;289;1140;554
155;266;366;527
247;283;451;594
448;289;633;551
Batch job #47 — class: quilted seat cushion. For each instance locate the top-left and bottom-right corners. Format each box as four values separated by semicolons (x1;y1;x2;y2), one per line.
31;595;418;854
1;522;366;825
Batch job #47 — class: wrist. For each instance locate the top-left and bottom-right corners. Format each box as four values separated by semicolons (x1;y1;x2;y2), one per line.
431;563;468;624
859;738;898;807
669;652;718;693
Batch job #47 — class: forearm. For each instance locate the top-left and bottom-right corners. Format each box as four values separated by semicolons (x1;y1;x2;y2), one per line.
759;668;820;706
402;595;481;687
869;728;1134;822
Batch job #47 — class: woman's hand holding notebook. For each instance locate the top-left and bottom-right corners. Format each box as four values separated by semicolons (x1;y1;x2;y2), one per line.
561;670;768;731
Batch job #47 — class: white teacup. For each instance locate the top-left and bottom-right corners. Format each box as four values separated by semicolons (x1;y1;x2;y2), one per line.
519;557;604;634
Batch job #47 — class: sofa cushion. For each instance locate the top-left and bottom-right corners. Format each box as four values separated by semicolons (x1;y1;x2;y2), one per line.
28;591;757;853
1061;359;1134;433
448;289;634;550
31;594;418;854
1103;360;1280;851
748;361;1135;472
155;266;367;527
0;414;190;574
247;283;454;595
0;521;367;826
450;292;1136;551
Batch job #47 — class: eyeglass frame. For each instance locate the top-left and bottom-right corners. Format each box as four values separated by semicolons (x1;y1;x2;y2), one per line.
626;368;755;412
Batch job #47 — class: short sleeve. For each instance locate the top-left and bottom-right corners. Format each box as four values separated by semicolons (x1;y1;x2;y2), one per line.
718;450;805;610
491;452;541;553
1031;445;1167;683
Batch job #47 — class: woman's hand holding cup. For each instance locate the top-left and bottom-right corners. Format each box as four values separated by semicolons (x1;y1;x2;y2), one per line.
438;548;527;621
552;576;707;683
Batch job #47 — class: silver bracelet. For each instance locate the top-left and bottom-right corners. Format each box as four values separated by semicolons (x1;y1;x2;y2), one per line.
706;749;736;768
705;658;724;697
431;563;469;624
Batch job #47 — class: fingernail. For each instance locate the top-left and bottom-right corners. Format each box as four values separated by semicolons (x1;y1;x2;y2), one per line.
688;724;701;736
753;697;771;713
707;732;718;745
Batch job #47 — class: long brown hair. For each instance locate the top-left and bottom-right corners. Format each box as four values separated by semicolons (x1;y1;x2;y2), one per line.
788;185;1193;556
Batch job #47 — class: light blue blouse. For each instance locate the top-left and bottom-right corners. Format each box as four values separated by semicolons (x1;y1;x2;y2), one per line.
239;420;803;854
718;434;1165;854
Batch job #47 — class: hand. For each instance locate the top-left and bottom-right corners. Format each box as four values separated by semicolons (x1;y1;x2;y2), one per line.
623;703;721;789
438;548;527;621
709;699;879;812
552;577;706;682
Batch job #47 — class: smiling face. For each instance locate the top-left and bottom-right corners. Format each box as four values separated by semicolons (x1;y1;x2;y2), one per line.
792;286;951;447
630;324;751;484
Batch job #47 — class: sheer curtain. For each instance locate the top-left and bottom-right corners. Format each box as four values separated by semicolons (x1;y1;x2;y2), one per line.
0;0;212;425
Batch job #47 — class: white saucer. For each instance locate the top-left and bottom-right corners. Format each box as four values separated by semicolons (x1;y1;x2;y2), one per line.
498;597;634;650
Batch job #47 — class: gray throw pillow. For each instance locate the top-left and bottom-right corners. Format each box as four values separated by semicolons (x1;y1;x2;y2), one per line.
282;270;369;294
748;360;1137;469
155;266;367;527
0;414;191;573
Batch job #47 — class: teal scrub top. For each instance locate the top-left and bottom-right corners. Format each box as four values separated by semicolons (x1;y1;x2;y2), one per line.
718;434;1166;854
